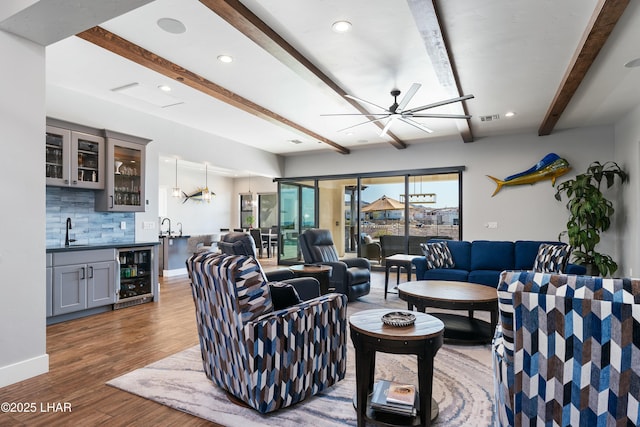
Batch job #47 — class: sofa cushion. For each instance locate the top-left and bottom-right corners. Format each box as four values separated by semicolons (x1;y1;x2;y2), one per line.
431;240;472;271
421;242;455;269
532;243;572;273
422;268;470;282
514;240;562;270
468;270;503;287
471;241;514;271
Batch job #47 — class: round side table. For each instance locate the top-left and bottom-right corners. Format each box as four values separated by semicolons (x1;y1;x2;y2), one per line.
289;264;333;295
349;308;444;427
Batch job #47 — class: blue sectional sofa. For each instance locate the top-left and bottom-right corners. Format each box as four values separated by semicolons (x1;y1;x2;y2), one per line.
412;240;586;287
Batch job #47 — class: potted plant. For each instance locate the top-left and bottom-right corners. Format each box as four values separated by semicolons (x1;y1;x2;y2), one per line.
554;161;628;276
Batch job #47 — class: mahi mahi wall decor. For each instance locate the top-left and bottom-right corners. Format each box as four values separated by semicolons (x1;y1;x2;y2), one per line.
487;153;570;196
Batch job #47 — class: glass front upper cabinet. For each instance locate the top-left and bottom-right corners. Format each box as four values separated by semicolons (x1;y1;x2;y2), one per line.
95;130;151;212
46;124;104;189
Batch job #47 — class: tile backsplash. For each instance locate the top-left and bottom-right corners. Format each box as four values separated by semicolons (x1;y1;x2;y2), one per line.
46;187;134;247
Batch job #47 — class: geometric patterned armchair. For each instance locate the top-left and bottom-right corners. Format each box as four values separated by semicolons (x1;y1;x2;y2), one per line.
493;271;640;426
186;251;348;413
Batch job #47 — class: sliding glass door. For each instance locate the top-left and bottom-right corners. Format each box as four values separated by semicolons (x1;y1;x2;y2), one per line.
360;175;407;240
278;181;315;263
276;167;463;263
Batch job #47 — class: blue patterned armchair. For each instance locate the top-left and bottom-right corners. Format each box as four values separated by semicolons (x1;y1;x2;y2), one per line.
493;271;640;426
186;251;348;413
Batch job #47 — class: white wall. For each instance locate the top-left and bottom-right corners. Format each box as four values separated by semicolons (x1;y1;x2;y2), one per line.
614;103;640;277
158;159;234;235
285;125;617;258
0;30;48;386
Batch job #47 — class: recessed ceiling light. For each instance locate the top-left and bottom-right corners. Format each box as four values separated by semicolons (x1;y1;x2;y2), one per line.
331;20;352;33
157;18;186;34
217;55;233;63
505;111;516;118
158;84;171;92
624;58;640;68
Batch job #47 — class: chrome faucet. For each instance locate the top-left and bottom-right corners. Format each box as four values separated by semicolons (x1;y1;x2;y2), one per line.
64;217;76;246
161;217;172;236
176;222;183;236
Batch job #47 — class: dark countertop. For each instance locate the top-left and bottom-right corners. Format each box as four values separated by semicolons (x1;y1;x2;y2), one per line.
47;241;160;253
159;235;191;239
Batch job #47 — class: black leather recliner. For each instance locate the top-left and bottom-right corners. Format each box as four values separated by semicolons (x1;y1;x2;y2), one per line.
298;228;371;301
218;232;320;300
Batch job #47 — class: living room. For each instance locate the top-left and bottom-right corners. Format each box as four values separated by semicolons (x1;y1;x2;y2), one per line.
3;0;640;425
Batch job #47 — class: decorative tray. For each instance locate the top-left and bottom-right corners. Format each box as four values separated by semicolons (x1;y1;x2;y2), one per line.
381;311;416;327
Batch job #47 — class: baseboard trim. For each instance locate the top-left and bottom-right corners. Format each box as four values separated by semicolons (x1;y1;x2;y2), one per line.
0;353;49;388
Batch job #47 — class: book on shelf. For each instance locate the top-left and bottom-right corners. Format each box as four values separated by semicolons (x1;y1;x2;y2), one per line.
387;382;416;405
370;379;417;417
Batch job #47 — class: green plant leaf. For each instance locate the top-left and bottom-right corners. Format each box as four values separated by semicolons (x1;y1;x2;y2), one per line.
554;160;626;276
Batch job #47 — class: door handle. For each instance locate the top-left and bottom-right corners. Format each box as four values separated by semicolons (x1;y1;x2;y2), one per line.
88;266;94;279
80;267;85;280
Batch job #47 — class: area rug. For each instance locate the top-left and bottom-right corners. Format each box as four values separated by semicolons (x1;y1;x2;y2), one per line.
108;341;495;426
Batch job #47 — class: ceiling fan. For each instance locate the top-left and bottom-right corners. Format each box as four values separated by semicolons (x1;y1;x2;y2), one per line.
323;83;473;136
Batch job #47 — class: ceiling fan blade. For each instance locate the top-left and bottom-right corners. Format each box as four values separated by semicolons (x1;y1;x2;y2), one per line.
321;113;391;116
408;113;472;119
337;115;391;132
399;118;434;134
397;83;421;111
405;94;474;113
345;94;389;112
380;116;398;137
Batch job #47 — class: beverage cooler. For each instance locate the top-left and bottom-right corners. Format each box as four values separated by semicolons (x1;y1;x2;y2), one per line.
116;246;154;309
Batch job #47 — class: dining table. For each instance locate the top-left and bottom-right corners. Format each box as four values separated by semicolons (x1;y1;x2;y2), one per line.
261;232;278;258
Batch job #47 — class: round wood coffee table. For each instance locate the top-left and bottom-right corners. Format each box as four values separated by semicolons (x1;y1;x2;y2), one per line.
349;308;444;427
397;280;498;343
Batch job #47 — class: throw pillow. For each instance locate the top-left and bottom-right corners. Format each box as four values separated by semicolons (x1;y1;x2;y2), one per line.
269;283;303;310
532;243;572;273
421;242;455;269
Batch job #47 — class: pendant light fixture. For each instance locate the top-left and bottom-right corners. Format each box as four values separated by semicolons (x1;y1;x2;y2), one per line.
202;163;214;202
171;158;182;198
248;174;256;206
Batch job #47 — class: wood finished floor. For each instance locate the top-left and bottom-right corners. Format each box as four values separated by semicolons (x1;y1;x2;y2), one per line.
0;260;390;426
0;273;213;427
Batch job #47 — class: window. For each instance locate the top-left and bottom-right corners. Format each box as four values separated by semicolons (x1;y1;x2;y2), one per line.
258;193;277;229
240;194;254;228
276;167;463;263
